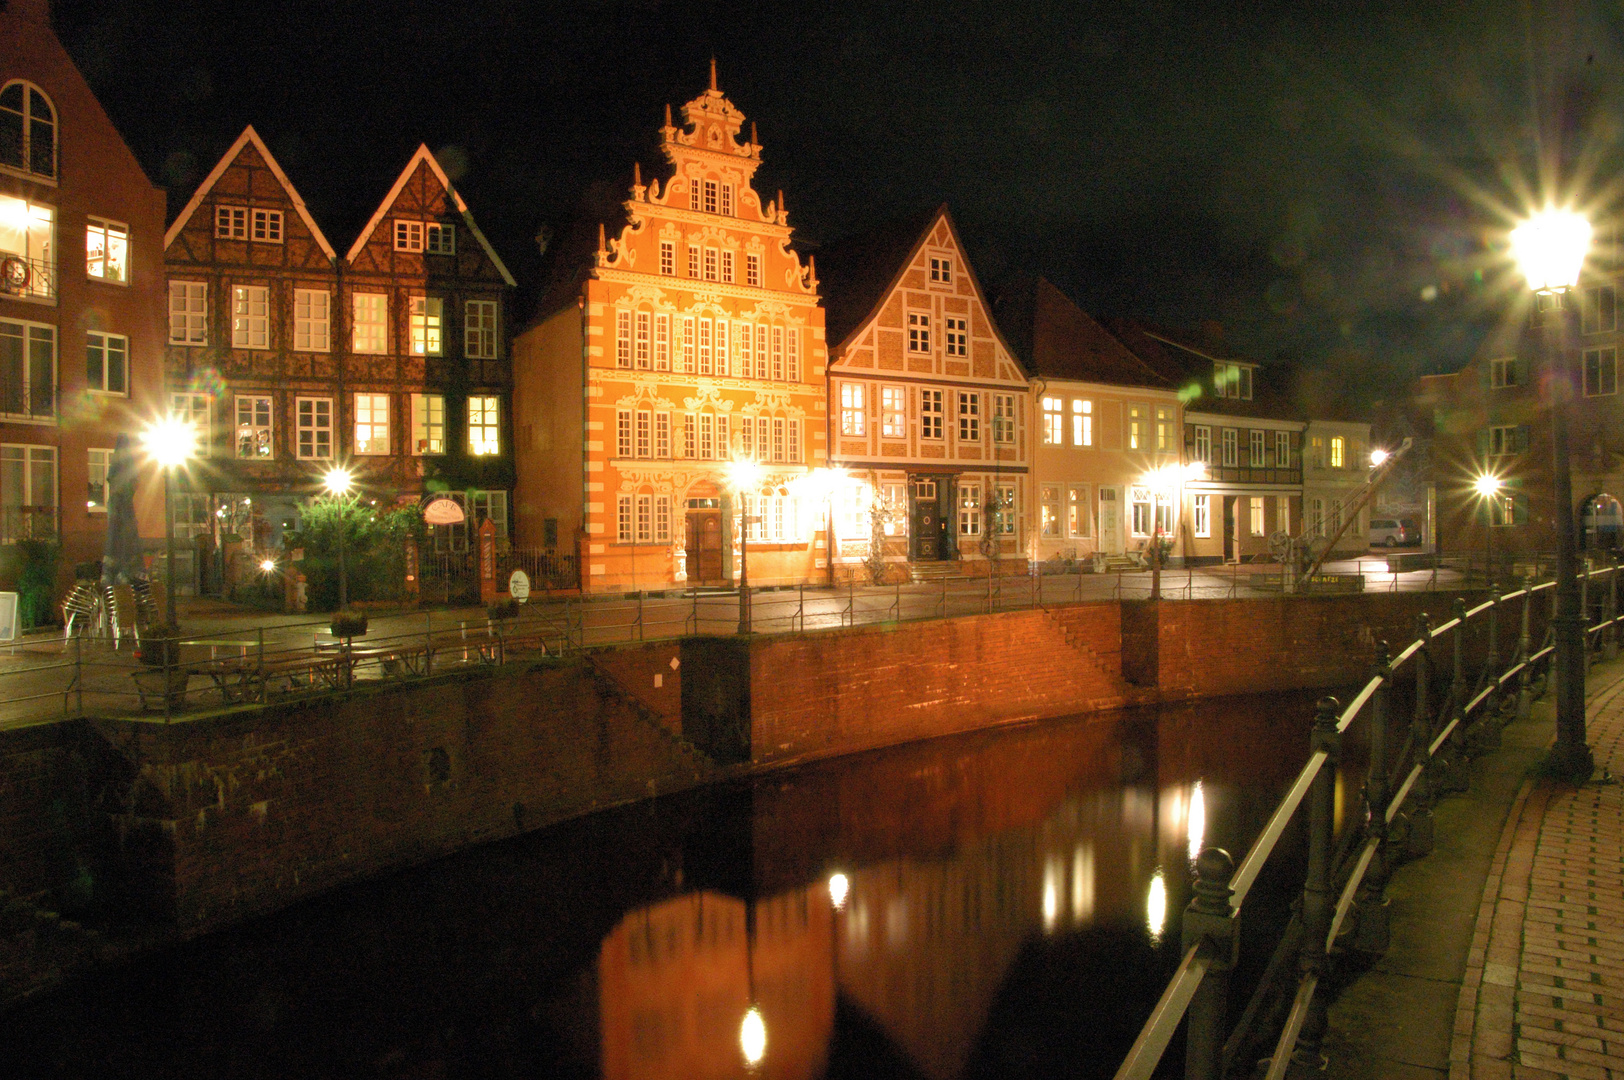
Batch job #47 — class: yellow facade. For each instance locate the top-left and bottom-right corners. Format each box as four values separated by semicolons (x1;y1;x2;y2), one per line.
512;74;827;593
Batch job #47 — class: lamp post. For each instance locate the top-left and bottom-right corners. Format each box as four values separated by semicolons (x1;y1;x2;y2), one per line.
727;458;762;634
1512;208;1594;778
140;415;198;627
323;466;355;610
1475;474;1502;587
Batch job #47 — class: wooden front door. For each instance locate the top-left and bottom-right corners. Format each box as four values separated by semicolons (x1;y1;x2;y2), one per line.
686;510;723;584
910;478;948;560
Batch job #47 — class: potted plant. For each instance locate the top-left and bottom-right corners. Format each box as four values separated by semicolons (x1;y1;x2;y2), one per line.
329;610;368;640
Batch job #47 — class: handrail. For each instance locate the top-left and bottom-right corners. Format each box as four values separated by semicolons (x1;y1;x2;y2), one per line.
1230;750;1327;907
1112;944;1213;1080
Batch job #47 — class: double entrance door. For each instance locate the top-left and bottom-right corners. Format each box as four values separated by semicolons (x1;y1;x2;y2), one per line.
685;498;724;584
910;476;951;560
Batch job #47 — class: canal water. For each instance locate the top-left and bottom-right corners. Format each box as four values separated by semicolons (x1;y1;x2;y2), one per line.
0;689;1349;1080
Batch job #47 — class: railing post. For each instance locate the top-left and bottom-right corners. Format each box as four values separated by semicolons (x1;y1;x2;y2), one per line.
1182;847;1237;1080
1607;556;1620;661
257;627;266;702
1440;597;1470;794
425;610;433;676
71;634;82;719
1406;614;1435;857
637;593;645;642
1580;556;1592;662
1477;588;1504;751
1291;696;1342;1073
1516;576;1534;722
1354;643;1393;954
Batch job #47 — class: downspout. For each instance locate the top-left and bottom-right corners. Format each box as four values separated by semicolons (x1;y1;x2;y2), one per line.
578;290;589;594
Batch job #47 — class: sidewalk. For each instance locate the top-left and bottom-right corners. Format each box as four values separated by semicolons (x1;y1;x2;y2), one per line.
1324;654;1624;1079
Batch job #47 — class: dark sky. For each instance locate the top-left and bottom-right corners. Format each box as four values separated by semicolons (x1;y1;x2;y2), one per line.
48;0;1624;412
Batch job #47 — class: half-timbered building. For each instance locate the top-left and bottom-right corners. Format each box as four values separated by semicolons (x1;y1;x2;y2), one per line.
511;68;828;593
819;206;1029;577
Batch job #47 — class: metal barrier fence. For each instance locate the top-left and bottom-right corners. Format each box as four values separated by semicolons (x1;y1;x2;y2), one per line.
1111;560;1620;1080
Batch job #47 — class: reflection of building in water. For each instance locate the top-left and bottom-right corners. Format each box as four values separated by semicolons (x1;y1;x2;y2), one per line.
598;888;833;1080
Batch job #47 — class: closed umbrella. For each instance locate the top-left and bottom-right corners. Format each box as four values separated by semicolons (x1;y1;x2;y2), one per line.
101;433;142;585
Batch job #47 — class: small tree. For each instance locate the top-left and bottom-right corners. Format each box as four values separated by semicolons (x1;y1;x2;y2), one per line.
285;500;425;610
865;487;900;585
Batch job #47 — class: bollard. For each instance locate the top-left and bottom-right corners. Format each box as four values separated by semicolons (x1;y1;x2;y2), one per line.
1290;697;1342;1072
1182;847;1238;1080
1515;577;1535;722
1406;613;1436;857
1354;645;1392;954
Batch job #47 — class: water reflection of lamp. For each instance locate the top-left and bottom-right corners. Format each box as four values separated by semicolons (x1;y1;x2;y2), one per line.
740;1005;766;1068
1146;869;1168;940
828;872;850;910
1186;780;1206;863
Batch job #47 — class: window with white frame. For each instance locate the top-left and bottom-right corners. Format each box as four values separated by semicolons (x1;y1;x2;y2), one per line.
353;293;387;353
168;281;208;345
945;317;968;357
1214;362;1253;399
169;392;210;456
687;245;700;278
994;484;1016;535
616;410;632;458
703;248;718;282
0;82;56;180
296;397;332;459
354;393;390;455
702;179;719;214
1193;495;1210;537
721;250;735;283
744;493;801;543
837;483;871;540
746;252;761;287
215;206;248;240
87;447;113;513
1221;428;1238;467
840;383;865;435
234;395;272;459
615;309;631;368
929;256;952;283
1585;348;1617;396
294;289;330;351
1194;425;1211;464
1154;491;1173;535
1278;498;1291;534
465;300;497;359
993;394;1015;443
1310;498;1325;536
85;332;126;394
881;386;906;438
469;395;500;455
958;483;981;536
468;490;509;542
958;391;980;441
1250;429;1265;466
1487;425;1522;456
0;194;53;301
659;241;675;276
1330;436;1345;468
619;492;672;544
1042;396;1062;444
1582;286;1616;334
1129;405;1142;450
85;218;128;283
1156;406;1171;451
412;393;444;454
252;208;283;243
1067;486;1091;537
1073;399;1092;446
410;296;443;356
920;389;943;439
425;222;454;255
907;312;930;353
1275;431;1291;469
0;444;55;542
232;285;269;349
1489;357;1522;389
1040;485;1061;537
394;220;424;252
632;311;651;370
1250;496;1266;536
1130;486;1151;536
786;326;800;381
655;412;670;458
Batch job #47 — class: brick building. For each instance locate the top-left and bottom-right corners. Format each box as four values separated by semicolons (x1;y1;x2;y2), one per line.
163;130;515;564
0;0;167;593
818;206;1029;578
512;68;828;593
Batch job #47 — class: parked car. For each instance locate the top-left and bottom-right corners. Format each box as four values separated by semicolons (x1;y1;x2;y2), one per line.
1369;518;1422;547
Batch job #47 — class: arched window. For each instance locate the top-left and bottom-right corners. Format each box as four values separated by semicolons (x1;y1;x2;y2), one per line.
0;82;56;179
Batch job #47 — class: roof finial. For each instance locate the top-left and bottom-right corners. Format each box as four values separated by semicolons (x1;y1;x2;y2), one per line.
777;190;786;220
597;222;606;256
664;103;673;128
710;56;718;92
751;121;759;146
633;161;642;187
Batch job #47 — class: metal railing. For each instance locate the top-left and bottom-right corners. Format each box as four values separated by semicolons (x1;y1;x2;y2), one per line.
1112;559;1621;1080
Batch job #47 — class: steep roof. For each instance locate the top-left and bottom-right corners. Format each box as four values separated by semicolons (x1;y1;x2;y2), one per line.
345;144;516;286
1104;318;1303;420
995;277;1175;389
163;125;336;259
813;204;945;350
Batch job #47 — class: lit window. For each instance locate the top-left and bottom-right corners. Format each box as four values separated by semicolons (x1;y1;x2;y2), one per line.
353;294;387;353
920;388;943;439
1250;496;1266;536
168;281;207;345
1128;405;1141;450
1329;436;1345;468
1156;406;1171;451
425;223;454;255
882;386;906;438
251;208;282;243
85;218;128;283
1068;486;1090;537
1585;348;1617;396
1041;485;1061;537
994;484;1016;535
235;395;273;459
929;256;952;283
1130;487;1152;536
0;194;54;300
958;483;981;536
412;393;444;455
295;397;332;459
85;332;127;394
945;316;968;357
1072;399;1092;446
468;395;500;455
87;447;113;514
1193;495;1210;538
410;296;443;356
1042;396;1062;445
394;220;424;252
0;81;56;179
908;312;930;353
294;289;330;352
840;383;866;435
353;393;390;455
232;285;270;349
0;444;56;542
957;391;980;441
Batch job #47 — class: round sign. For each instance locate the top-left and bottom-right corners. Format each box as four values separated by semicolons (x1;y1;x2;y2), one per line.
423;495;466;525
508;569;531;601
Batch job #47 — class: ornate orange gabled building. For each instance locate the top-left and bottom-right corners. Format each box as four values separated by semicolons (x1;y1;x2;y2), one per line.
513;68;828;593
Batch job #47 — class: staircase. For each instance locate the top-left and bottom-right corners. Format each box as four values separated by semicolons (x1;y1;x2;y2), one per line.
1099;554;1143;573
582;657;717;778
909;560;963;583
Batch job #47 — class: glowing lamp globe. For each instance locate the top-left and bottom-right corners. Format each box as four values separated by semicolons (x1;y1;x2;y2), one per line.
1511;209;1591;293
141;416;198;468
1474;474;1502;499
323;466;354;497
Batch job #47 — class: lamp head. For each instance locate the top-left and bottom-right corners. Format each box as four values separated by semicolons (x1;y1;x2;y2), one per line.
1511;208;1592;293
727;457;763;493
323;466;354;497
1474;474;1503;499
1370;448;1389;467
141;415;198;468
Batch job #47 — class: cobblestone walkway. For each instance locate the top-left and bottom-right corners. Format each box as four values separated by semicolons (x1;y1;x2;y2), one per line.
1454;676;1624;1079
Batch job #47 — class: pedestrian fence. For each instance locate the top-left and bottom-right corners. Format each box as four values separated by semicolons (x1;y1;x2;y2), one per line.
1111;559;1621;1080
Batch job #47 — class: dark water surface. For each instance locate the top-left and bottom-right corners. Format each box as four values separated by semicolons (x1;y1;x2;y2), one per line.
0;690;1352;1080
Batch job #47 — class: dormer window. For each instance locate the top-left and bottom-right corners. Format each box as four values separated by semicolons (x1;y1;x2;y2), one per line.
929;256;952;284
1214;362;1253;400
0;82;56;180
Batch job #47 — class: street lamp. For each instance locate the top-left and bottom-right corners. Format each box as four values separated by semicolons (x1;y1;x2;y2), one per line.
804;466;848;587
1474;473;1503;585
727;458;762;634
1512;207;1594;778
323;466;355;610
140;414;198;626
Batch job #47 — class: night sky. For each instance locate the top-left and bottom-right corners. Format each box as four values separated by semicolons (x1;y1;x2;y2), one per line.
46;0;1624;414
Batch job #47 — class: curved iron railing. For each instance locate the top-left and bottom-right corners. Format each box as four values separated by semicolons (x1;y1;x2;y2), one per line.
1113;560;1621;1080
